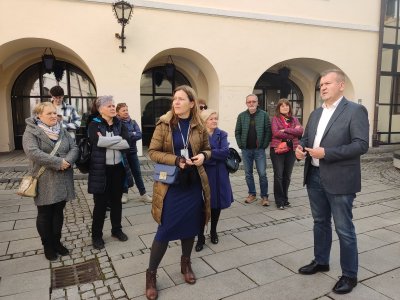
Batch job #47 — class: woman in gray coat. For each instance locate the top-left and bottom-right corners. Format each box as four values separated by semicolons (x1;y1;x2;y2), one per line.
23;102;79;261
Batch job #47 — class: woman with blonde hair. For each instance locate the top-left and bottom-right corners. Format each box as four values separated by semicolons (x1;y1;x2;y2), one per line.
145;85;211;300
22;101;79;260
195;109;233;252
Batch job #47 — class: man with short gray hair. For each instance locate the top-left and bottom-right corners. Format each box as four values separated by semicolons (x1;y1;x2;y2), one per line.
235;94;272;206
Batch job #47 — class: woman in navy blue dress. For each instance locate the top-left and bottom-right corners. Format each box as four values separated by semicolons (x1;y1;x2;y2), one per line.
145;85;211;300
195;109;234;252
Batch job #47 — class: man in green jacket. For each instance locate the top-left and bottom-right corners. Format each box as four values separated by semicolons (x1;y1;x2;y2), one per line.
235;94;272;206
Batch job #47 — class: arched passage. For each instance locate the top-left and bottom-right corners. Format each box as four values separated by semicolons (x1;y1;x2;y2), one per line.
0;38;96;150
140;48;219;146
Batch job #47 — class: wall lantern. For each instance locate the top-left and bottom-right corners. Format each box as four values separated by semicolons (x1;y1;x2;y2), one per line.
165;55;175;79
42;48;56;73
112;1;133;53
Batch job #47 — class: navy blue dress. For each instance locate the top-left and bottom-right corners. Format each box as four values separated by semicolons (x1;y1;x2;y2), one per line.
155;118;203;242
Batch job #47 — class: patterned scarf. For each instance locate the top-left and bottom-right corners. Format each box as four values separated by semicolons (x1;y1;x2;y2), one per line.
36;118;61;141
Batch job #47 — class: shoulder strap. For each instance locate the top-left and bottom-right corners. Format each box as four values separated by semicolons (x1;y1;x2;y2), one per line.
35;137;63;179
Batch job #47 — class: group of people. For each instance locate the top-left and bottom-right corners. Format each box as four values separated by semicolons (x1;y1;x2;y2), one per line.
22;69;369;298
22;87;150;259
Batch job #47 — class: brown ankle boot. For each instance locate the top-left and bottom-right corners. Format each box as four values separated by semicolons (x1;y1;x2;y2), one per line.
145;269;158;300
181;256;196;284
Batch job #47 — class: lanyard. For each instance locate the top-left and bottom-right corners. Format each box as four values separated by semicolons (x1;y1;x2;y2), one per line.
178;122;190;149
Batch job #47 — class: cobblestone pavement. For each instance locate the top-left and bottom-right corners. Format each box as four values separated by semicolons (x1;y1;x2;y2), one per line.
0;159;399;300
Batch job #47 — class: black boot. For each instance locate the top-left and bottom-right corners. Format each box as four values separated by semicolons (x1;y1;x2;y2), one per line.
54;241;69;256
195;235;205;252
44;244;58;261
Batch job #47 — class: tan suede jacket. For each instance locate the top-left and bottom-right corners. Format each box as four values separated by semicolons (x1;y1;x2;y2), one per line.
148;111;211;225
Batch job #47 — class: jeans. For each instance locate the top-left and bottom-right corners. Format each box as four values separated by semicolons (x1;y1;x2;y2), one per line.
270;149;296;206
36;201;66;246
127;152;146;195
241;149;269;197
92;163;124;238
306;166;358;278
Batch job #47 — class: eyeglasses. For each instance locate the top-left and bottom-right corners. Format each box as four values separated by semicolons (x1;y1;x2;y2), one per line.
199;105;207;110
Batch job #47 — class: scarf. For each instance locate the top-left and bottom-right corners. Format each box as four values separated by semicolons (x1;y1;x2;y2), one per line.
36;118;61;141
280;114;292;129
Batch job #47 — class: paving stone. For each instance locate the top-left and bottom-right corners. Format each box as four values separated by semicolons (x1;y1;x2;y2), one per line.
239;258;294;285
357;233;389;252
0;254;48;276
328;283;392;300
354;216;399;234
224;273;335;300
104;230;145;257
233;221;309;245
363;268;400;299
0;288;50;300
158;269;257;300
215;217;250;232
0;242;7;256
121;268;174;298
359;242;400;274
0;227;38;243
365;228;400;243
205;234;246;252
203;239;296;272
353;204;394;220
238;213;274;225
277;230;314;250
7;237;42;254
0;210;37;222
0;269;50;296
163;257;216;285
0;221;13;232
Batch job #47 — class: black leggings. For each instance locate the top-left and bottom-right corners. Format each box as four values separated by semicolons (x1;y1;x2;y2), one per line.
199;208;221;238
36;201;66;246
148;238;194;271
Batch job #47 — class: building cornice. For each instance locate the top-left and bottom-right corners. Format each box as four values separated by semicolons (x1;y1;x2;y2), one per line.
83;0;379;32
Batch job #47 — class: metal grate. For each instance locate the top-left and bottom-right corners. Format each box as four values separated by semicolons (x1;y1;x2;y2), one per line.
51;259;102;289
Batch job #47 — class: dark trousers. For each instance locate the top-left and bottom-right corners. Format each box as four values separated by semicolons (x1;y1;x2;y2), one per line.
92;163;125;238
127;152;146;195
270;149;296;206
36;201;66;247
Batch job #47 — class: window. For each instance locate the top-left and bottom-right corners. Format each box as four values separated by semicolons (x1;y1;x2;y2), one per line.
11;61;96;149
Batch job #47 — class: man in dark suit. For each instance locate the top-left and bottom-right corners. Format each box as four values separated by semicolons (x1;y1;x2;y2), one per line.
296;69;369;294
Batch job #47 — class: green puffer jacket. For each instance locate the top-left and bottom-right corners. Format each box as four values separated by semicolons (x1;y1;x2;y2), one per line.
235;108;272;149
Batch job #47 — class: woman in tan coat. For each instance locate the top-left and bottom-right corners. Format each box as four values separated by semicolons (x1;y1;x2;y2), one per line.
145;85;211;300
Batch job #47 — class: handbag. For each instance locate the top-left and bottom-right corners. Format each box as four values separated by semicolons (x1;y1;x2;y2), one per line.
225;148;241;173
17;138;62;197
75;137;91;173
153;163;179;184
274;141;290;154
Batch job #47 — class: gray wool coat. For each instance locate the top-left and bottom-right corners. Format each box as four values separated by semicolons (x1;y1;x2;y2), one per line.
22;117;79;206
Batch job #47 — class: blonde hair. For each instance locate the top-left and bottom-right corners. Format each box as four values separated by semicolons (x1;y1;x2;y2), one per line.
200;109;217;123
32;101;55;116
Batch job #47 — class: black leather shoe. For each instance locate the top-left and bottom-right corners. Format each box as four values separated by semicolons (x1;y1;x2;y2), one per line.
332;276;357;294
298;260;330;275
195;235;205;252
112;231;128;242
210;232;219;244
92;237;105;250
55;243;69;256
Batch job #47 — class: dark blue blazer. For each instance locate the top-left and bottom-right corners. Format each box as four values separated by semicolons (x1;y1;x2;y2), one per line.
300;98;369;194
